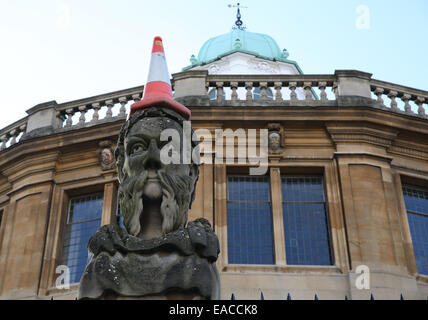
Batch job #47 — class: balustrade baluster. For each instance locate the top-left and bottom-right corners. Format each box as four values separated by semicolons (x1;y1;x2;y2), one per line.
132;93;141;103
374;87;385;106
332;82;338;99
231;82;238;101
260;82;268;100
274;82;283;101
304;82;313;101
319;82;328;101
402;94;412;114
245;82;253;102
19;124;27;135
65;108;74;127
9;129;17;145
105;100;114;118
78;106;87;125
388;91;398;111
289;82;297;101
416;97;426;116
92;103;101;122
0;135;8;151
118;97;127;117
216;82;224;102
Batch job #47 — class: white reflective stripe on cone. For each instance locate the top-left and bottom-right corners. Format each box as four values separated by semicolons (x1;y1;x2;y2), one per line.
147;52;171;85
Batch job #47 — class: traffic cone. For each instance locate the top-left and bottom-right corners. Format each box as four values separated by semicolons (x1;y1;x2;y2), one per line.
130;36;191;120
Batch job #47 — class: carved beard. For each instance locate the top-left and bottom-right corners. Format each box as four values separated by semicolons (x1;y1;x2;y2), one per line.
118;169;195;237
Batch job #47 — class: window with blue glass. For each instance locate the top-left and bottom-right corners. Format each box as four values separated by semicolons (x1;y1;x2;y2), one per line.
61;193;103;284
281;176;332;266
402;184;428;275
227;175;275;265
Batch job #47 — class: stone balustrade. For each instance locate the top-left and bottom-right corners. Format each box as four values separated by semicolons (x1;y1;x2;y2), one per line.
0;70;427;153
205;74;337;102
370;79;428;117
0;117;28;151
56;85;144;129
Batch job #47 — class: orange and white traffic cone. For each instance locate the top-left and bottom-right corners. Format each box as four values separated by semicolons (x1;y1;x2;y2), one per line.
130;36;191;120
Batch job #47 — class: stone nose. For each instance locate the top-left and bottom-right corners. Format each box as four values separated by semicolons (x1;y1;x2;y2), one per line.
142;139;163;171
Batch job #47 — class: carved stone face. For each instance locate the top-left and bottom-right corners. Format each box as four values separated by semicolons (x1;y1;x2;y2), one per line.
118;115;198;238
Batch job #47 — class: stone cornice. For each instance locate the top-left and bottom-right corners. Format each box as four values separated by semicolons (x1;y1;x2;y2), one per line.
26;101;58;115
0;121;124;168
335;70;373;80
333;152;394;163
1;151;60;183
388;140;428;160
326;125;398;149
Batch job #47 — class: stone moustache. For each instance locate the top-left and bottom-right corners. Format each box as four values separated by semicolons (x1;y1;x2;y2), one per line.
78;107;220;300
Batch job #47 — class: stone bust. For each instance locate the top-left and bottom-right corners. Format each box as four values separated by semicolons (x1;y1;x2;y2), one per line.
115;107;198;239
78;107;220;300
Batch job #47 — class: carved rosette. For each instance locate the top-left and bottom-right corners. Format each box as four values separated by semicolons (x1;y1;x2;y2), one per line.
98;140;115;171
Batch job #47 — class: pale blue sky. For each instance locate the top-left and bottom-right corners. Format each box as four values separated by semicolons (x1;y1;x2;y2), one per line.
0;0;427;130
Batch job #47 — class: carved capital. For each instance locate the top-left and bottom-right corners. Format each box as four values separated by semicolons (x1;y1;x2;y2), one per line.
118;97;128;104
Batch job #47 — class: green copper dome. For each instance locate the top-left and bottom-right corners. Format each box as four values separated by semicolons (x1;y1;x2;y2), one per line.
195;28;290;65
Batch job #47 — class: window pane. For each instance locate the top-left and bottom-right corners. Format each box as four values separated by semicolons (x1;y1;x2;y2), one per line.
68;194;103;223
403;185;428;215
282;176;332;266
61;192;103;284
282;176;324;202
227;175;274;265
402;184;428;275
227;175;271;202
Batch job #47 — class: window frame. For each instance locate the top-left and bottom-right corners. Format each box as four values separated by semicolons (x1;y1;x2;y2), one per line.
60;192;104;285
0;207;4;254
38;180;119;297
215;162;348;274
396;173;428;281
226;174;276;265
280;174;333;267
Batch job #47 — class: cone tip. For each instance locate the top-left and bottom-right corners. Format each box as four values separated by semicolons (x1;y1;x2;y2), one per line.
152;36;164;53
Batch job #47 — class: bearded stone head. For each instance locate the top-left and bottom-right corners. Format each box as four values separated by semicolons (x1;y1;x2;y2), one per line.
114;107;199;239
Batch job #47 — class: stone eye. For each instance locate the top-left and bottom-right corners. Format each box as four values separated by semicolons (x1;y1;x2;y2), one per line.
129;143;145;156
